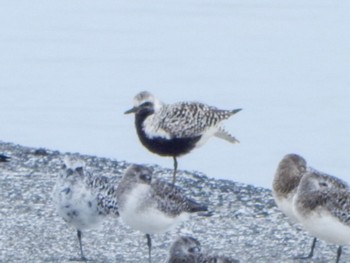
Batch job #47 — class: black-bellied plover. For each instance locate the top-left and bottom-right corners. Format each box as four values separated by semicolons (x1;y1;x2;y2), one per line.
166;236;239;263
273;154;348;259
0;154;10;162
125;91;241;184
53;157;119;261
293;169;350;263
116;164;210;263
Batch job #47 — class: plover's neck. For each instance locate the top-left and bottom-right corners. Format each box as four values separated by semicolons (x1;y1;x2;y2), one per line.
135;107;154;135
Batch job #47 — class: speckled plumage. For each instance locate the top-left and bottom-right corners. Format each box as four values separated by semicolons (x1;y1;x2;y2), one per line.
125;91;241;183
293;169;349;263
116;164;209;263
273;154;348;260
166;236;239;263
153;102;239;139
53;157;119;260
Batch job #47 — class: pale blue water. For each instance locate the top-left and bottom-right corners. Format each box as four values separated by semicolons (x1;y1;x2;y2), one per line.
0;0;349;187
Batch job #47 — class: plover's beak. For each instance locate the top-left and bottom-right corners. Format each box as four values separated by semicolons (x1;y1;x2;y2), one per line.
124;107;137;114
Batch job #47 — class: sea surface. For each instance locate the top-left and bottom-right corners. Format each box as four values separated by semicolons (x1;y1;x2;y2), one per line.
0;0;349;187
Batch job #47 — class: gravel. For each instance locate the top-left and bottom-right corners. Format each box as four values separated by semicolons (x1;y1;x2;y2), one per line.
0;141;347;263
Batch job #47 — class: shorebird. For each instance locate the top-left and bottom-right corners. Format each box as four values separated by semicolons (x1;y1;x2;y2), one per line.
273;154;349;261
116;164;210;263
273;154;318;258
53;157;119;261
0;154;10;162
166;236;239;263
125;91;241;184
293;169;350;263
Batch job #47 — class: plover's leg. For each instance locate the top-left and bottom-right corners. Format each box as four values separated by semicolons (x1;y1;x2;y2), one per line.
307;237;317;259
77;230;86;261
306;237;317;259
336;246;342;263
172;156;178;184
293;237;317;259
146;234;152;263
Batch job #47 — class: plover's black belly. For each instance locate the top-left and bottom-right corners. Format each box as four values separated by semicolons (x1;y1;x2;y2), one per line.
138;130;201;157
135;113;202;157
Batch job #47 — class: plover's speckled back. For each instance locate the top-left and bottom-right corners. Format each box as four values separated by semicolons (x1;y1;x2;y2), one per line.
293;170;350;263
166;236;239;263
53;157;119;261
116;164;210;263
0;153;10;162
125;91;241;184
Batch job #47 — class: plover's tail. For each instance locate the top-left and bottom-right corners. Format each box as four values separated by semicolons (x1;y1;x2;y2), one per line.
0;154;10;162
231;108;242;115
214;127;239;144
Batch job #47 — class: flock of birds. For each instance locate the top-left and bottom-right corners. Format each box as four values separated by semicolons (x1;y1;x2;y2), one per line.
1;91;349;263
54;91;242;263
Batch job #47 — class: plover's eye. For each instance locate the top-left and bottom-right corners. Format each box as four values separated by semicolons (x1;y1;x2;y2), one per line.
319;182;328;187
188;246;200;253
140;173;151;182
140;101;153;109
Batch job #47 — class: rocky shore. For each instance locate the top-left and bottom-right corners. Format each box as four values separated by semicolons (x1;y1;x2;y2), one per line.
0;141;345;263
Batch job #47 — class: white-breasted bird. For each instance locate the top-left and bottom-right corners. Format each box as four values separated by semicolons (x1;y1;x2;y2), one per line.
116;164;210;263
53;157;119;260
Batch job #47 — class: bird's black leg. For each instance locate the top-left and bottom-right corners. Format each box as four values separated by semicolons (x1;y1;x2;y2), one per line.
293;237;317;259
306;237;317;258
77;230;87;261
336;246;342;263
172;156;178;184
146;234;152;263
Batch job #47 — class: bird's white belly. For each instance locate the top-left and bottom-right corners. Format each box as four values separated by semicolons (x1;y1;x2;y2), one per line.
55;183;102;230
296;210;350;245
120;184;188;234
274;194;298;222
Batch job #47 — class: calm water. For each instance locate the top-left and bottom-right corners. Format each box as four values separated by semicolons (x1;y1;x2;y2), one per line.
0;0;349;187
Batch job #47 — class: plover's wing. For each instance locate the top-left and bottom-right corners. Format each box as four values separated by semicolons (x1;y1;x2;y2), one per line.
151;180;208;216
157;102;240;138
308;168;349;189
97;191;119;216
87;175;120;217
325;189;350;225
